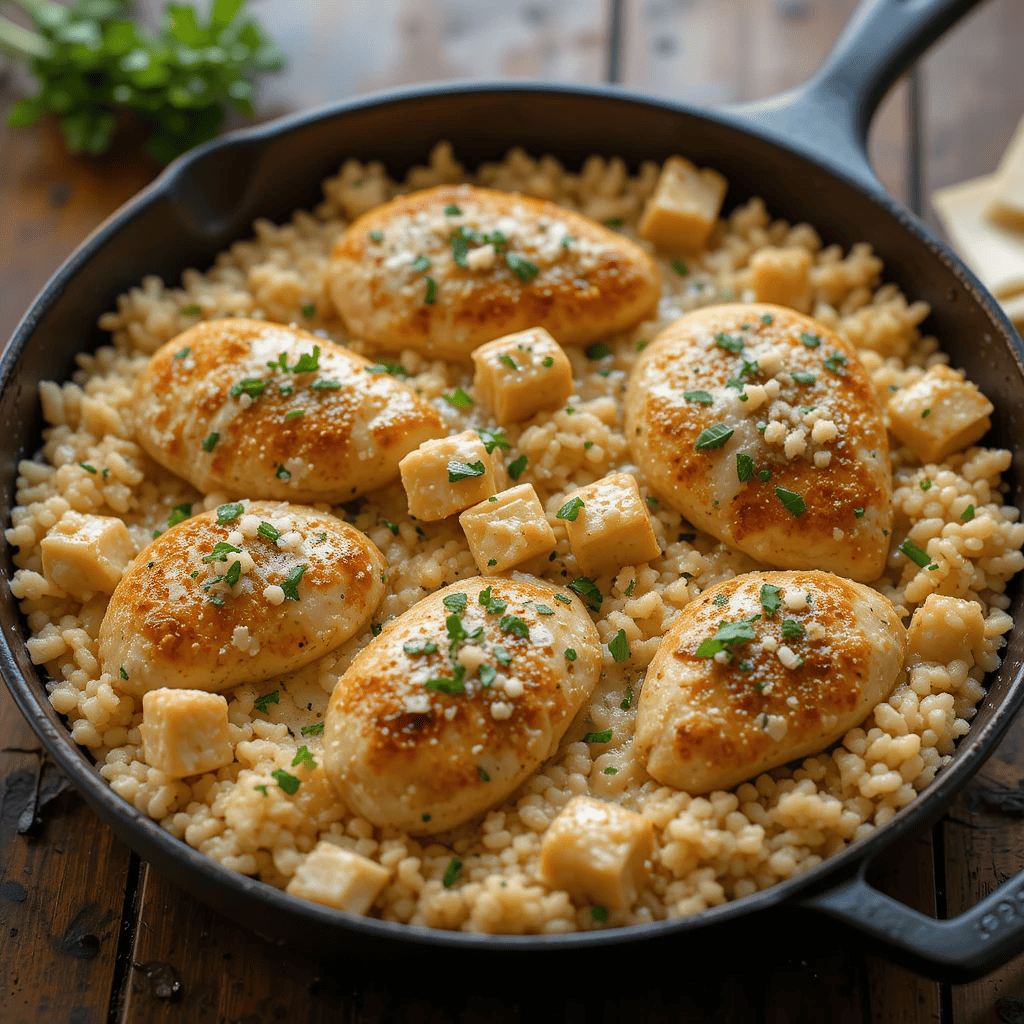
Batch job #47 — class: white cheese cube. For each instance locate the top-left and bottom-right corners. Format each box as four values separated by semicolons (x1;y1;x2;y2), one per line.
887;365;993;463
40;511;134;599
538;796;653;910
907;594;987;667
750;247;812;310
471;327;574;424
285;841;390;915
638;156;727;253
139;689;234;778
560;472;661;578
399;430;508;521
459;483;556;574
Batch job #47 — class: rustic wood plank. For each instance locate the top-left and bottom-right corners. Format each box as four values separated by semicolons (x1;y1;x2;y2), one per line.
0;684;134;1024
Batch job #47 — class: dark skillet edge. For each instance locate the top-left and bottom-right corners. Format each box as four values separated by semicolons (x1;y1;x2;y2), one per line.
3;79;1024;957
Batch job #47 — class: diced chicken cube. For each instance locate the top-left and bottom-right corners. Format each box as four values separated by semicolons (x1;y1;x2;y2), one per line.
559;472;661;577
471;327;574;424
40;511;134;599
139;689;234;778
887;365;993;463
907;594;987;666
399;430;508;521
459;483;557;574
638;156;728;253
285;841;390;915
750;247;812;311
538;796;653;910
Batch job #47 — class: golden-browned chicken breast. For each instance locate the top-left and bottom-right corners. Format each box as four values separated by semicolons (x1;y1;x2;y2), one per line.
133;319;444;502
99;501;386;696
634;570;907;794
327;184;661;360
322;576;602;834
624;304;892;582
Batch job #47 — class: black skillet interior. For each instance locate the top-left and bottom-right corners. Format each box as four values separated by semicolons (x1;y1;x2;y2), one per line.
2;0;1024;972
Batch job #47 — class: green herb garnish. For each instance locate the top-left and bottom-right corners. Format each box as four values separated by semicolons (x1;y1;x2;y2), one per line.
507;454;528;480
300;722;325;737
556;496;585;521
291;745;317;770
584;728;613;744
442;857;462;888
585;341;611;360
505;253;539;282
201;431;219;452
216;502;244;524
272;769;300;795
775;486;806;517
695;617;759;657
568;577;602;611
695;424;734;450
254;691;279;713
736;453;754;482
684;390;713;405
280;564;308;601
899;539;935;569
448;459;486;482
443;388;474;409
608;629;629;662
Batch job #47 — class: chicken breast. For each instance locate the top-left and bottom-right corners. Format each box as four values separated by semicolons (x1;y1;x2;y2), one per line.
328;184;661;361
322;576;602;834
100;501;386;696
133;319;444;502
634;570;907;794
624;304;893;582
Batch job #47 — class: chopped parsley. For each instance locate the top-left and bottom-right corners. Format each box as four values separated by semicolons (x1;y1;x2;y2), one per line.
800;332;821;348
736;452;754;482
670;258;688;276
254;691;280;714
646;496;658;509
761;313;774;325
478;427;510;454
792;371;816;385
443;388;474;409
291;745;317;770
920;478;932;491
478;664;496;687
775;486;806;517
564;648;577;662
498;353;518;370
624;579;635;597
280;564;308;601
608;629;629;662
635;339;648;352
781;619;805;641
179;303;202;316
591;905;609;923
921;408;931;418
216;502;244;524
561;235;576;247
899;539;935;569
823;351;848;375
174;346;191;359
450;234;469;268
290;347;320;373
759;584;782;618
854;507;865;517
506;253;540;282
119;666;129;680
301;722;325;737
714;332;744;354
478;587;507;615
556;496;585;521
620;684;633;710
603;217;623;228
477;766;491;782
368;231;383;242
284;409;304;421
79;462;97;474
442;857;462;888
536;604;554;615
271;769;300;795
584;728;613;744
961;504;975;521
381;519;399;535
499;615;530;640
442;592;468;613
713;593;728;606
684;390;713;405
554;594;572;605
167;503;191;528
603;767;618;775
695;424;734;450
365;359;408;376
424;276;437;304
229;378;266;399
310;380;341;390
568;577;602;611
448;459;486;482
507;454;528;480
254;784;268;796
276;464;291;480
543;356;554;367
301;302;316;318
444;204;461;216
202;541;242;563
404;640;438;655
425;667;467;694
585;341;611;360
494;646;512;666
201;431;219;452
695;617;759;657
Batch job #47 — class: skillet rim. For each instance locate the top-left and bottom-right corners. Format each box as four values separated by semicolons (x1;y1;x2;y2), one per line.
3;77;1024;953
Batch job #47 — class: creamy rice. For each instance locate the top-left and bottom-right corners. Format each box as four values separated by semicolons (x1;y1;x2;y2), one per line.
8;142;1024;933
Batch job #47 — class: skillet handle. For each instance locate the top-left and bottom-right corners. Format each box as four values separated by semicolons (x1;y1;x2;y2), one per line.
799;861;1024;980
725;0;985;196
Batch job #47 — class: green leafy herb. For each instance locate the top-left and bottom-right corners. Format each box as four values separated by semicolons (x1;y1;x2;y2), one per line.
444;204;461;216
291;745;317;770
961;504;975;521
645;496;658;509
425;665;467;694
424;276;437;304
364;359;408;376
216;502;244;524
684;390;713;405
608;629;629;662
380;518;399;536
781;619;805;641
761;313;774;325
791;371;816;385
284;408;304;421
542;356;554;367
602;766;618;776
450;234;469;268
174;345;192;358
300;722;324;737
561;235;576;248
166;502;191;528
3;0;286;163
854;507;865;517
301;302;315;318
404;640;438;656
554;594;572;606
899;539;935;569
620;684;633;710
671;258;688;276
556;496;585;521
443;388;474;408
800;332;821;348
499;615;530;640
714;332;744;354
272;769;300;796
119;666;129;680
447;459;486;482
254;784;268;796
507;454;528;480
635;339;648;352
477;766;491;783
564;648;577;661
823;351;848;375
695;424;734;450
921;408;931;418
253;691;279;714
775;486;806;517
624;579;635;597
79;462;97;474
568;577;602;611
202;541;242;563
201;431;219;452
695;618;759;657
276;464;291;480
478;427;510;454
505;253;539;282
478;664;496;687
442;592;468;613
493;646;511;666
410;254;431;273
368;231;383;242
920;478;932;491
180;304;202;317
736;452;754;482
230;378;266;399
310;379;341;390
584;728;613;744
478;587;507;615
585;341;611;360
256;521;280;543
535;604;554;616
497;353;518;370
280;564;308;601
290;347;320;373
759;584;782;618
442;857;462;888
591;904;609;922
713;593;728;607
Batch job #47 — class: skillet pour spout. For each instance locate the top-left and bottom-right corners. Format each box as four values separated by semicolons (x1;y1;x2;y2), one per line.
1;0;1023;979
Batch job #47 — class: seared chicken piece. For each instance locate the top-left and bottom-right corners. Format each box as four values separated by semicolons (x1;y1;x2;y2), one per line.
133;319;444;502
328;184;661;361
100;501;386;696
624;304;892;582
635;570;907;794
323;576;601;834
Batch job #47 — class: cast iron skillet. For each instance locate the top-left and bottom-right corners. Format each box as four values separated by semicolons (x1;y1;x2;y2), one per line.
3;0;1023;979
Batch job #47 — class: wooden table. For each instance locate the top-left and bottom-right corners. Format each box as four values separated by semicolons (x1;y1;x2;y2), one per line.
2;2;1024;1020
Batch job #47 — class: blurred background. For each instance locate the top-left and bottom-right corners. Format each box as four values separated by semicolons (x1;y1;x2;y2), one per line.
1;0;1022;347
